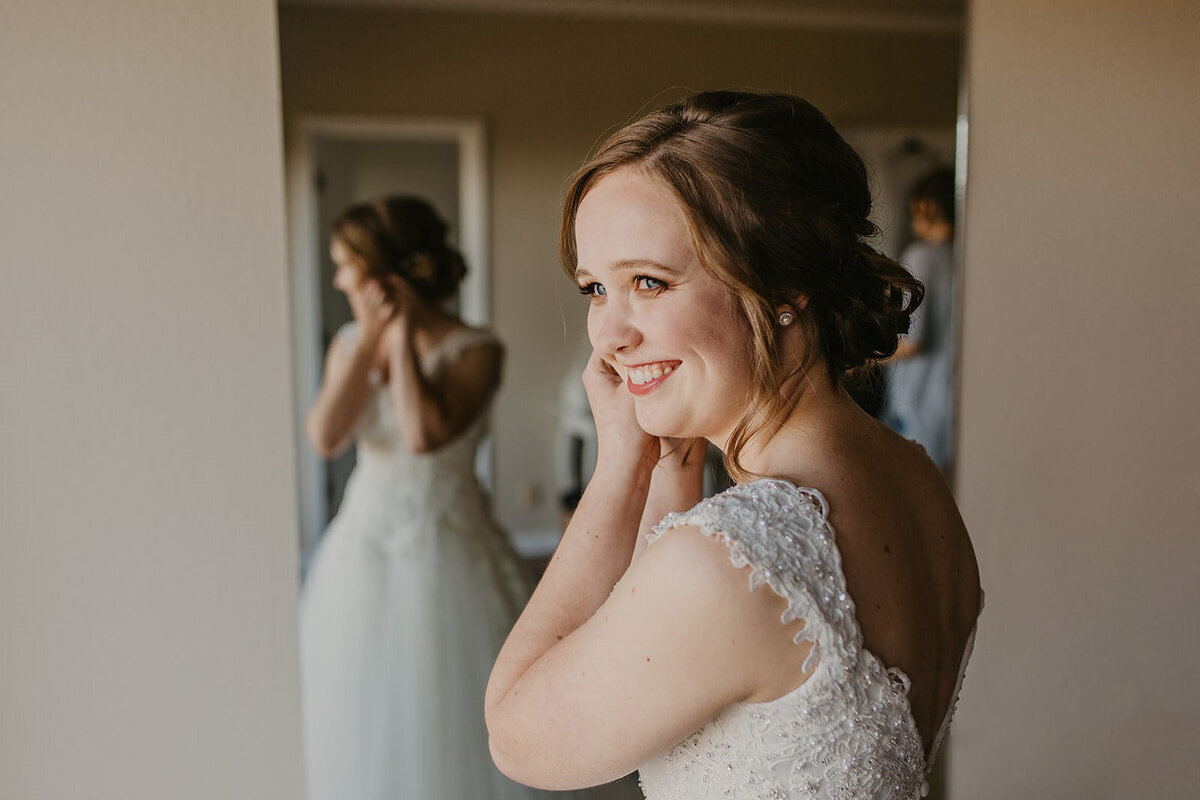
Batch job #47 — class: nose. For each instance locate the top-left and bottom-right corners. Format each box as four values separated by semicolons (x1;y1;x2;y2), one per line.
589;296;642;360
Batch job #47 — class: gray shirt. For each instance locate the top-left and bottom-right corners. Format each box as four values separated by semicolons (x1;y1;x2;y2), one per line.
883;240;955;470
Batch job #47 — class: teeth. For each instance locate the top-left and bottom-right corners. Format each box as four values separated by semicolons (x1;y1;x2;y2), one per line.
628;362;676;385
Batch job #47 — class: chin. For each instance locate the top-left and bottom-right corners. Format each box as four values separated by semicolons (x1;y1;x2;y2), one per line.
634;406;700;440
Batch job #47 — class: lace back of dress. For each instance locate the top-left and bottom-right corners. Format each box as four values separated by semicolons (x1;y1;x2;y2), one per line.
641;479;934;800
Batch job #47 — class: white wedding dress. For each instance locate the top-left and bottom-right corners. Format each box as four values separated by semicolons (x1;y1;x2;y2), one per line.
300;323;557;800
638;479;981;800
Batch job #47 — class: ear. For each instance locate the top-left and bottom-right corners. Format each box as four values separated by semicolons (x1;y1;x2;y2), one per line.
779;293;809;313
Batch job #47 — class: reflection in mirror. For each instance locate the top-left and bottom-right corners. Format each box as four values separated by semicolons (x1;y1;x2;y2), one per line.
297;192;555;798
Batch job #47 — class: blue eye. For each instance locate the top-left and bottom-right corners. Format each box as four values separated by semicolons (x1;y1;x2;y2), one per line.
578;282;606;297
636;276;668;292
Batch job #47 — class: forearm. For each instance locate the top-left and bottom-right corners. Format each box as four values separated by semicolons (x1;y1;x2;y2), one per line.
486;445;656;718
305;340;376;457
387;327;450;452
633;444;705;561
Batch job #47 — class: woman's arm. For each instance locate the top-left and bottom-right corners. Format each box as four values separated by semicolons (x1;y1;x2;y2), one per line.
486;351;657;715
485;499;789;789
484;354;783;790
384;317;502;453
304;332;379;459
630;438;705;563
305;280;394;458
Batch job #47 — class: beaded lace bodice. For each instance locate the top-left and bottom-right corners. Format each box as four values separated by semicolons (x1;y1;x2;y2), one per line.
637;479;980;800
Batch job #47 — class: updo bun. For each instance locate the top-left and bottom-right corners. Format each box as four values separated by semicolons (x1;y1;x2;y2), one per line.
560;90;925;479
332;196;467;304
817;240;925;375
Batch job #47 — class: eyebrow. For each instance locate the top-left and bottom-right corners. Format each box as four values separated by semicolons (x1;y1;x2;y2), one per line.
575;259;685;283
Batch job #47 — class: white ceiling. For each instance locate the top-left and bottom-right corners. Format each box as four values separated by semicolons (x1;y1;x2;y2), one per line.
278;0;966;35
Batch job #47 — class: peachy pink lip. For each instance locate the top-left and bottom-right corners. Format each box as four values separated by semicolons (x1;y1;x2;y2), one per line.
624;361;682;396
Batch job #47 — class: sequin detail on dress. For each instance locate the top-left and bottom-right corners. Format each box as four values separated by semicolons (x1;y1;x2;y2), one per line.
636;479;979;800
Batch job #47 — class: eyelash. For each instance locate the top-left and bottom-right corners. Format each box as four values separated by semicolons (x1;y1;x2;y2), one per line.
577;276;669;297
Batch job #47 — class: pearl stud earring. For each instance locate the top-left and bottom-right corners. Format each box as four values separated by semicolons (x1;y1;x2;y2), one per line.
778;310;796;327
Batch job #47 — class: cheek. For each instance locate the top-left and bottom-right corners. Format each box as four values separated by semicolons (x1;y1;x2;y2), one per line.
586;305;600;348
690;300;753;374
335;266;360;291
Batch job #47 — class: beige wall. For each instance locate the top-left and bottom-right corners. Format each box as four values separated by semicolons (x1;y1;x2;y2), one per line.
0;3;305;799
279;6;962;533
952;0;1200;796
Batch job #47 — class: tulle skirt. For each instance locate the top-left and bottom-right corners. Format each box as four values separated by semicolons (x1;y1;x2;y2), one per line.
299;493;554;800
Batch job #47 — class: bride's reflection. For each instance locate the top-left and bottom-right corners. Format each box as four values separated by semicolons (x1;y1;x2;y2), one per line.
299;196;544;798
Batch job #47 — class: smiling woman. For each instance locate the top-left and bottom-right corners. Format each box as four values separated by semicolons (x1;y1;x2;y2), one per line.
486;91;982;799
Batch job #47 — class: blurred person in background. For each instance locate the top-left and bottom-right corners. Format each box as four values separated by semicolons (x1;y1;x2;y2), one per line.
883;167;957;475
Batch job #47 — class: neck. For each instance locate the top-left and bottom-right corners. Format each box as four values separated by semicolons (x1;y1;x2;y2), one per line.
408;303;453;333
712;361;851;480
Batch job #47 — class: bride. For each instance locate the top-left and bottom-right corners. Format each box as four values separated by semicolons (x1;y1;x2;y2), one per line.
301;196;548;799
486;91;983;799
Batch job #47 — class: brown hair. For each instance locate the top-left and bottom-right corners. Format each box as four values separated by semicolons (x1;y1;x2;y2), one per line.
332;196;466;305
909;166;957;226
560;90;923;480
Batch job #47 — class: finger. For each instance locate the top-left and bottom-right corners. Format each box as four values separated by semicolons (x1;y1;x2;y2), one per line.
586;349;615;375
591;355;625;387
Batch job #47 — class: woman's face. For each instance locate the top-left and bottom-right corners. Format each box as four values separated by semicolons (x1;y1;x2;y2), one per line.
330;237;369;296
574;168;754;442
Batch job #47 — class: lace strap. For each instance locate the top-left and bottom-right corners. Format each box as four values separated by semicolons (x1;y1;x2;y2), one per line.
647;478;865;673
421;326;500;375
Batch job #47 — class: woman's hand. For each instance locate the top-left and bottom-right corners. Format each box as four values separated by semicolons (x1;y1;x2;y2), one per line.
657;436;706;472
582;350;659;470
347;279;396;342
381;275;424;352
384;274;422;318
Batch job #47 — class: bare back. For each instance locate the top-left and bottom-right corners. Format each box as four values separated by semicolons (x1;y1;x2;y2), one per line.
774;397;981;755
